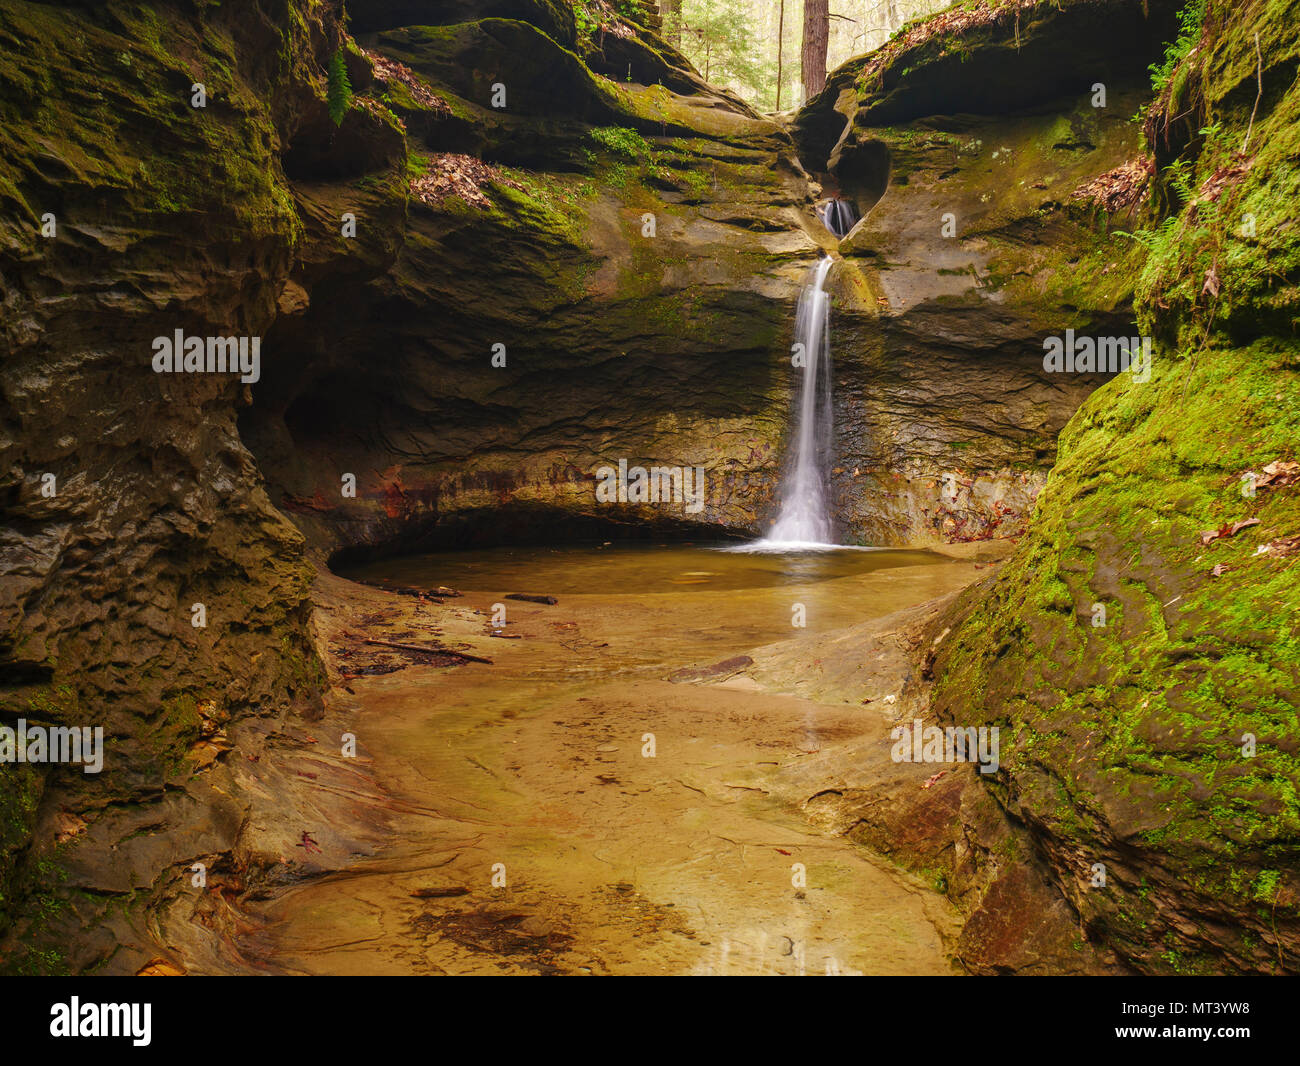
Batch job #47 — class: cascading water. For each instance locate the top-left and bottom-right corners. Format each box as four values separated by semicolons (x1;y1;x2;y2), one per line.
816;198;859;239
751;255;837;549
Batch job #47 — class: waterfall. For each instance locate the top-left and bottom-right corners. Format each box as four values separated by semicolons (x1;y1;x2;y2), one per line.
758;255;836;548
817;198;859;239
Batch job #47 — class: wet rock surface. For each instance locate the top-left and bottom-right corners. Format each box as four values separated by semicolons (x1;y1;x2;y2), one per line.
731;567;1121;974
230;546;977;976
796;0;1181;545
923;0;1300;973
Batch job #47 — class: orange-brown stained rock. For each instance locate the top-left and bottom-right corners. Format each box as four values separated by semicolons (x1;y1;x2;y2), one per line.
137;959;186;977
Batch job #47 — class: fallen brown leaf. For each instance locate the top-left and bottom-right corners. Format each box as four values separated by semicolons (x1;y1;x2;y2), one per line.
1199;518;1261;545
137;958;186;976
1197;154;1254;203
53;810;87;844
1203;263;1221;298
411;153;523;210
1257;460;1300;489
1260;535;1300;558
1071;156;1154;213
365;50;450;116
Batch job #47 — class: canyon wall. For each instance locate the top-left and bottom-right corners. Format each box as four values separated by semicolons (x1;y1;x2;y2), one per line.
249;0;1179;557
929;0;1300;973
796;0;1183;545
241;2;820;557
0;0;340;973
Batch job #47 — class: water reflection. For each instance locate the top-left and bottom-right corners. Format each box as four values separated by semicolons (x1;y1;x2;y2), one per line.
346;541;944;597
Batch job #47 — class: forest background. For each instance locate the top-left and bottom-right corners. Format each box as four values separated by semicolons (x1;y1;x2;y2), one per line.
651;0;948;110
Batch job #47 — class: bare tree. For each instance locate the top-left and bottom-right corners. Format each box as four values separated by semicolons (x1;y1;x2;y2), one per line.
659;0;681;45
776;0;786;110
801;0;829;102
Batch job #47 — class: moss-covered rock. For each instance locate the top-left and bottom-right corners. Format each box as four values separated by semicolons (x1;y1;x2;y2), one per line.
0;0;348;972
792;0;1179;547
350;0;578;49
795;0;1183;162
241;8;822;557
932;0;1300;973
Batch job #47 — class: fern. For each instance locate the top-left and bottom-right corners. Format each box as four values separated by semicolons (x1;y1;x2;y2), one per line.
1149;0;1207;93
327;49;353;127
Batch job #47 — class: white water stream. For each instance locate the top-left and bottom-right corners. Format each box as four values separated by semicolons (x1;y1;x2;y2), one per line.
817;198;859;239
747;255;837;550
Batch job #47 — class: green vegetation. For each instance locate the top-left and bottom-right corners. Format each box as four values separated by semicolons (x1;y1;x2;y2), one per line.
676;0;771;104
1149;0;1208;93
934;0;1300;973
588;124;654;160
327;48;353;125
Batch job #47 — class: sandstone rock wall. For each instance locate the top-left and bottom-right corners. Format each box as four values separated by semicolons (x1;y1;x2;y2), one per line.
242;5;823;557
931;0;1300;973
0;0;349;972
795;0;1183;545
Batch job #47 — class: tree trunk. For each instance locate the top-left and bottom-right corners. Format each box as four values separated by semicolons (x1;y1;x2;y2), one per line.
776;0;785;111
659;0;681;45
801;0;829;102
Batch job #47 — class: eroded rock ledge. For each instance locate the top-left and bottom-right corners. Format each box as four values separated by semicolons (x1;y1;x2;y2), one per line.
795;0;1185;545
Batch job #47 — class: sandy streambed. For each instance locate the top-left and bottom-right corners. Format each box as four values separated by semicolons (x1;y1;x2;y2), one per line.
237;544;995;975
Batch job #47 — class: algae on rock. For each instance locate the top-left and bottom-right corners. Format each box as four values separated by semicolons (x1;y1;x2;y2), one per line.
932;0;1300;974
